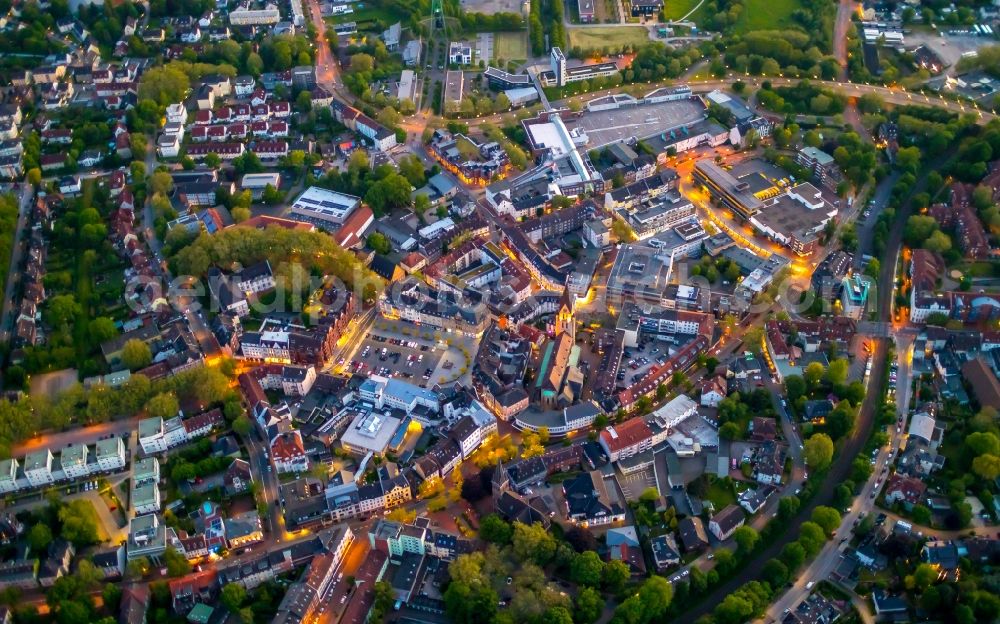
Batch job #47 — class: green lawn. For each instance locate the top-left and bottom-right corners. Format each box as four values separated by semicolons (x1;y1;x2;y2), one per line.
326;5;401;28
662;0;702;20
734;0;800;33
705;480;737;511
568;25;650;49
493;31;528;61
955;261;1000;278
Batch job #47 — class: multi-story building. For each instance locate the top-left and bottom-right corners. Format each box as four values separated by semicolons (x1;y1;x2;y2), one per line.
693;160;764;220
127;513;168;562
0;459;18;493
23;450;54;488
60;445;90;479
138;416;188;454
229;3;280;25
95;437;126;472
270;431;309;473
132;482;161;515
841;274;873;320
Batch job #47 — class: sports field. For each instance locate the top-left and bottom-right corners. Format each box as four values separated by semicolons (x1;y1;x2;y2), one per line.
494;31;528;60
568;26;649;49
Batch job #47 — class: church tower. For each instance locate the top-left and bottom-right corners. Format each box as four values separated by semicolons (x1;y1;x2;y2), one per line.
556;287;575;342
492;458;509;507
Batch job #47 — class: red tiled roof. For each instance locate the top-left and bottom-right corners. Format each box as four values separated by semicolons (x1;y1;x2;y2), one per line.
599;418;652;453
270;430;305;461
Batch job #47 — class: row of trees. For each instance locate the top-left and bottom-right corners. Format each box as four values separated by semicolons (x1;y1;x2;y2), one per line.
0;365;235;458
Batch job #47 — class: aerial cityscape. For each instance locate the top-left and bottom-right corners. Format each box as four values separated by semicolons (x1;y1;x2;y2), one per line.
0;0;997;623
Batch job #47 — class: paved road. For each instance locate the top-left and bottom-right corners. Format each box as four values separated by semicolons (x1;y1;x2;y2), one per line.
139;140;219;356
833;0;857;81
12;416;143;456
0;184;33;343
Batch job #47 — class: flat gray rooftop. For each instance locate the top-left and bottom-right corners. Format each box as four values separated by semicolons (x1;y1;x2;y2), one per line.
566;98;707;149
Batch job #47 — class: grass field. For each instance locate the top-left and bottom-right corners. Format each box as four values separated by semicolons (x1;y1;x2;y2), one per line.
662;0;704;20
705;479;737;511
493;31;528;61
734;0;799;33
568;26;650;49
326;5;400;27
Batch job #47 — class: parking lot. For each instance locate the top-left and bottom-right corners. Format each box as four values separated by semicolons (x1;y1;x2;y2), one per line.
346;330;447;388
616;338;680;389
617;466;658;501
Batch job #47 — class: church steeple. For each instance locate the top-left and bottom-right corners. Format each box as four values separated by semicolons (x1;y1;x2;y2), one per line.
491;457;509;496
556;286;575;341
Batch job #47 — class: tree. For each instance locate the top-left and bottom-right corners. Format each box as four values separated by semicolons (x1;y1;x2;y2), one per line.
367;231;391;254
398;155;426;187
569;551;604;587
907;563;939;592
904;215;939;247
27;523;52;553
512;521;557;565
88;317;118;344
349;53;374;73
146;392;179;419
574;586;603;624
761;558;789;587
714;595;754;624
479;514;513;545
911;503;932;526
804;362;825;389
149;170;174;195
732;525;760;554
58;500;99;545
972;454;1000;480
413;193;431;218
613;576;673;623
261;184;283;205
966;431;1000;456
121;339;152;370
785;375;806;401
803;433;834;470
163;547;190;577
825;403;856;440
924;230;952;253
601;559;630;593
220;583;246;612
232;416;252;437
138;64;191;105
780;541;806;570
444;580;498;624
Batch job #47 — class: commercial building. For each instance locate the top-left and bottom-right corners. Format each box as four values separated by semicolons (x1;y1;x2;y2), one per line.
484;66;532;90
749;183;838;256
339;411;403;456
693;160;763;220
288;186;361;230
